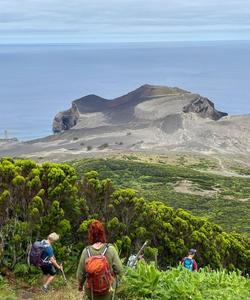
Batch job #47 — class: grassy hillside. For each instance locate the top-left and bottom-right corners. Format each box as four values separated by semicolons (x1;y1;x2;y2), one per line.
71;154;250;234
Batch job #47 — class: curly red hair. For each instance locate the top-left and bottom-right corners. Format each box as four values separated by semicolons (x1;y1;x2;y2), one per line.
88;220;107;244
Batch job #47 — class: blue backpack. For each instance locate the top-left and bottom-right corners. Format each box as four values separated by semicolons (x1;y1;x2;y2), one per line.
183;257;194;271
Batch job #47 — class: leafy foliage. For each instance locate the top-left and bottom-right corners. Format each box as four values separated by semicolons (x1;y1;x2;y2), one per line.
72;157;250;234
119;263;250;300
0;158;81;270
0;157;249;279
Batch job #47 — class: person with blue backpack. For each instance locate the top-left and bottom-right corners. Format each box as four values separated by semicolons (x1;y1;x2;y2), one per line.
181;249;198;271
29;232;62;292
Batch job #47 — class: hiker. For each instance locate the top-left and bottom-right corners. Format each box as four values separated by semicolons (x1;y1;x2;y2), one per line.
40;232;62;292
127;250;145;268
77;220;123;300
127;254;137;268
181;248;198;272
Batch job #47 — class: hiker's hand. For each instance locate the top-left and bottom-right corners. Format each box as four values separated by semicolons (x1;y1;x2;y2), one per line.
78;282;83;291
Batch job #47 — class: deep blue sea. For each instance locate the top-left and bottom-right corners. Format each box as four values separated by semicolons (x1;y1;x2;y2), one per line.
0;41;250;141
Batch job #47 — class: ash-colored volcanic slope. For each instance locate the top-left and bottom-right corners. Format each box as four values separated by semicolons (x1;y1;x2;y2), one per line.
1;84;249;161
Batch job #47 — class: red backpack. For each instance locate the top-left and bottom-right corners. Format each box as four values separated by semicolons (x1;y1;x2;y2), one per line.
85;244;113;295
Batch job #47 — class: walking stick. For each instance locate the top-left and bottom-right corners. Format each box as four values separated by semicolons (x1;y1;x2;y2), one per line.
60;263;68;285
112;276;118;300
131;240;148;268
125;240;149;275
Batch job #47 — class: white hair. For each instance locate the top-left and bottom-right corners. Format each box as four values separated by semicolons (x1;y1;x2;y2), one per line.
47;232;60;242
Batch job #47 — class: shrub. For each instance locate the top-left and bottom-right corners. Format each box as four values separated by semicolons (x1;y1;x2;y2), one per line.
118;263;250;300
98;143;109;150
0;157;249;279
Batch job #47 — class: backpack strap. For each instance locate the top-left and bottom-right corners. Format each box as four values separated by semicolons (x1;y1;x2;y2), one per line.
40;240;50;264
102;244;109;256
86;247;91;258
87;243;109;257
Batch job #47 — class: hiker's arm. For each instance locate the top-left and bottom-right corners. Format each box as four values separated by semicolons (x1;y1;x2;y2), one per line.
193;260;198;271
76;249;87;291
50;256;62;270
111;246;123;275
180;258;184;266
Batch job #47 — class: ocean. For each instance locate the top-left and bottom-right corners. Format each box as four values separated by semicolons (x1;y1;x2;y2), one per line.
0;41;250;141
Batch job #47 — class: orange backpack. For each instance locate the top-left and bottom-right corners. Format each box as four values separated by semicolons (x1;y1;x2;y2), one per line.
85;244;113;295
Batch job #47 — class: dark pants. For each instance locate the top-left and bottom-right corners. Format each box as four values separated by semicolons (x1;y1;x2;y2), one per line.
41;263;57;276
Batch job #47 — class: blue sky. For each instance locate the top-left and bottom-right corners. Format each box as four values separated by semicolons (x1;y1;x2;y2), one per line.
0;0;250;43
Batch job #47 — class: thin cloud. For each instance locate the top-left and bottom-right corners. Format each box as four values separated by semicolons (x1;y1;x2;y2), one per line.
0;0;250;42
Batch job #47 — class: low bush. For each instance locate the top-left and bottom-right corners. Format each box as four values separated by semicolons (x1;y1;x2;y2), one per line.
119;263;250;300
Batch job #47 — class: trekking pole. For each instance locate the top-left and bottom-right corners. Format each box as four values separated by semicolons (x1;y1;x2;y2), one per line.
131;240;148;268
112;278;118;300
60;263;68;285
125;240;149;275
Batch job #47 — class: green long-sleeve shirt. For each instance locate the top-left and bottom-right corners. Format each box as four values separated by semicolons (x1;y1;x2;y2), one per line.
76;243;123;300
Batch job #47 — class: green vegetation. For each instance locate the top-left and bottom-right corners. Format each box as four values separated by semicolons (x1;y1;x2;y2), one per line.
0;158;80;274
119;263;250;300
0;276;19;300
98;143;109;150
0;156;250;299
72;157;250;234
232;166;250;176
8;265;250;300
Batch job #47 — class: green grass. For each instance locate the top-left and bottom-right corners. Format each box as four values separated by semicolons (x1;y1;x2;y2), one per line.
0;276;19;300
71;157;250;234
232;166;250;176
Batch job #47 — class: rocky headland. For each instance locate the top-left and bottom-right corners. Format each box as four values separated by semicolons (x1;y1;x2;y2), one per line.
0;84;249;162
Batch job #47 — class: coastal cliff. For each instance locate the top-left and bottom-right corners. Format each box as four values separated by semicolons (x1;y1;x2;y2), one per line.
1;84;250;161
53;84;228;132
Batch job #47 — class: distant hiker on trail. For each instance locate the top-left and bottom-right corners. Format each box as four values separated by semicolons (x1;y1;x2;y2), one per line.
181;248;198;272
77;220;123;300
29;232;62;292
127;250;145;268
127;241;148;269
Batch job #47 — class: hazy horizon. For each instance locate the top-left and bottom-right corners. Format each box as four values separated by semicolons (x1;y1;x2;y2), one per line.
1;39;250;45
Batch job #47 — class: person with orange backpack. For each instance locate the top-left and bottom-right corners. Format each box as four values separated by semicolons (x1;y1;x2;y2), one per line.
77;220;123;300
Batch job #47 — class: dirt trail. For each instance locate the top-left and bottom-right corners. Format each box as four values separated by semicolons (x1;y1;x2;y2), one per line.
16;284;85;300
17;289;38;300
16;289;82;300
199;156;250;178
